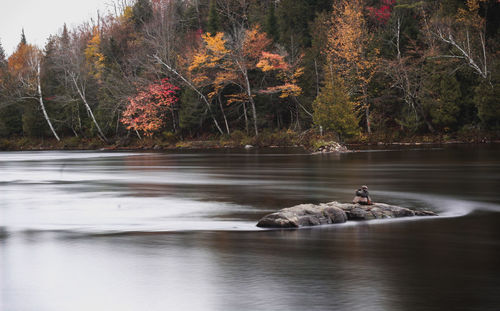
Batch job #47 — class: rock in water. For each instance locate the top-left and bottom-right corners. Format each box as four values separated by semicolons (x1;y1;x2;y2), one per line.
256;203;348;228
256;201;437;228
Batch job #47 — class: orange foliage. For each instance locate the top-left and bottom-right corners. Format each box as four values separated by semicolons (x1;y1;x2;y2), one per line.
257;52;288;71
8;43;37;78
243;26;272;64
186;26;303;103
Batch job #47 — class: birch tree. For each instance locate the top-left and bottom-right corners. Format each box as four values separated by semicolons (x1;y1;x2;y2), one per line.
433;0;490;80
8;43;60;141
67;28;108;142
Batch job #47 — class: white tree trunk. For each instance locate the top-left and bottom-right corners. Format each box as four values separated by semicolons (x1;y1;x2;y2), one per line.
70;74;107;142
239;63;258;136
37;63;60;141
242;102;249;135
436;29;488;79
218;92;230;135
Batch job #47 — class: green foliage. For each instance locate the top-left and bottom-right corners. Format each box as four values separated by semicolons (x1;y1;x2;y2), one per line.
20;29;27;46
277;0;312;48
255;129;297;147
474;62;500;130
313;72;360;140
161;131;179;144
264;4;279;42
22;105;46;137
424;72;462;130
132;0;153;28
276;0;330;49
179;88;206;134
207;0;220;35
0;105;23;137
0;40;6;67
1;0;499;148
229;129;246;143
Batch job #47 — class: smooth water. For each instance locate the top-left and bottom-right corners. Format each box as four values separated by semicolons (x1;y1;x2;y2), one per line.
1;146;499;310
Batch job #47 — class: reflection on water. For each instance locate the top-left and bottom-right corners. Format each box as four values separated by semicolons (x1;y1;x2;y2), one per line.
1;146;500;310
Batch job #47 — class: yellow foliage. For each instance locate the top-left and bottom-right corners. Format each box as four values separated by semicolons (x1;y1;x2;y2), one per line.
187;26;302;104
226;92;249;104
84;27;106;80
203;32;229;56
121;6;134;24
327;0;378;103
189;32;229;72
457;0;486;28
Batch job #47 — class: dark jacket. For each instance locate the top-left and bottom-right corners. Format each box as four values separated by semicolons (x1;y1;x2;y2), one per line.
356;189;370;198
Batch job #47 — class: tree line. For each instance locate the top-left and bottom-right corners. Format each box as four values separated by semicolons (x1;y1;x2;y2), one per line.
0;0;499;144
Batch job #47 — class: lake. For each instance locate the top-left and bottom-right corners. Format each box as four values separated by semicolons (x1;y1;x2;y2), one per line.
1;146;499;310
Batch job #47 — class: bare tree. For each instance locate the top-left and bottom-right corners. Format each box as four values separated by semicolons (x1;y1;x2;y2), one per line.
433;0;489;80
386;16;434;132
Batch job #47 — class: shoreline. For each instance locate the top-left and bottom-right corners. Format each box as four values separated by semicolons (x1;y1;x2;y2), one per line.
1;130;499;152
1;138;499;152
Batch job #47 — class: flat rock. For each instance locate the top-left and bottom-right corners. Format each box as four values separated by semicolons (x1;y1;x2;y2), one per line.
256;201;437;228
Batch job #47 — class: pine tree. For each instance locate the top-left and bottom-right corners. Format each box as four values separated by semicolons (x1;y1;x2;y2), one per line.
277;0;312;49
132;0;153;28
430;74;461;130
312;68;359;140
276;0;330;49
264;3;279;42
20;29;27;46
0;39;6;68
207;0;220;35
61;24;70;48
474;61;500;130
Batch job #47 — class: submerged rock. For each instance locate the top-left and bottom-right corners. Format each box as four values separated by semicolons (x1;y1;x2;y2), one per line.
256;201;437;228
311;142;350;154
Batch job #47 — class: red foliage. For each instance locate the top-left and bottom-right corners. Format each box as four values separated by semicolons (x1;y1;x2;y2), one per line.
121;78;179;136
367;0;396;25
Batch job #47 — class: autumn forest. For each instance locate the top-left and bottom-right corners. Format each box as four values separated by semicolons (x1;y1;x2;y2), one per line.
0;0;499;149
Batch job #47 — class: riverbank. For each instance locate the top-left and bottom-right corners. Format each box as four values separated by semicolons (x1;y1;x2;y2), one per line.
1;129;499;152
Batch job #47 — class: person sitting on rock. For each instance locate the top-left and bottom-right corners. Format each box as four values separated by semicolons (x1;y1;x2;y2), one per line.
353;185;372;205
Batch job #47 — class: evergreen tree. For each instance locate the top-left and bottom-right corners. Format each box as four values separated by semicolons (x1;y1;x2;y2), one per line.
474;61;500;130
264;3;278;42
207;0;220;34
429;73;461;130
313;69;359;140
0;39;6;68
179;88;207;135
277;0;311;49
20;29;27;46
277;0;331;50
132;0;153;28
61;24;70;48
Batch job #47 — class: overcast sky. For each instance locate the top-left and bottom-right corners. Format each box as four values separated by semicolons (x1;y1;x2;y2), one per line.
0;0;113;56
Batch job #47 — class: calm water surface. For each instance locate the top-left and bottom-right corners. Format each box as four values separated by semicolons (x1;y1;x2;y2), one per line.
1;146;499;310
